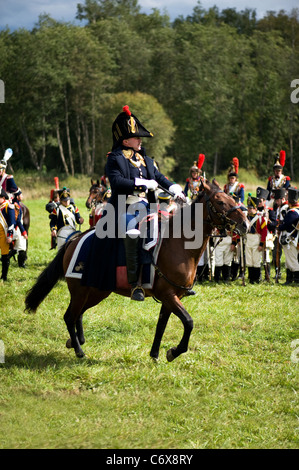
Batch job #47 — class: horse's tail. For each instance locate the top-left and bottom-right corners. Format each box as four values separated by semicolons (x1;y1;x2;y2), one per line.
25;245;66;313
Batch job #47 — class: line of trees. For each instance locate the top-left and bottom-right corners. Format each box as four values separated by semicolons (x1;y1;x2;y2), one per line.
0;0;299;182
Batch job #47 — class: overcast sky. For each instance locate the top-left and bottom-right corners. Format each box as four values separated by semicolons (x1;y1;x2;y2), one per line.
0;0;298;31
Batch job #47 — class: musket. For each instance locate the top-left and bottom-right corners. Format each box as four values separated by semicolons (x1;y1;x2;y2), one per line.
263;243;270;282
275;207;281;284
240;235;246;286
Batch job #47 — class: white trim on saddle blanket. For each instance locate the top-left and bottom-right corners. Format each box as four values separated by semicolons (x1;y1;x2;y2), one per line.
65;213;165;289
65;229;95;279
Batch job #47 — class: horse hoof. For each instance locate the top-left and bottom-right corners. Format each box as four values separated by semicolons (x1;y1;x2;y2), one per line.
76;351;85;358
66;338;72;348
166;348;176;362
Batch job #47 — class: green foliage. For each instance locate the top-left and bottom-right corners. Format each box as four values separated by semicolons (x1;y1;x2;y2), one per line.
0;2;299;181
0;195;298;449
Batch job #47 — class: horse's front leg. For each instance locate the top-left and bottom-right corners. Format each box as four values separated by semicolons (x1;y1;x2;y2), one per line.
150;304;171;361
165;296;194;362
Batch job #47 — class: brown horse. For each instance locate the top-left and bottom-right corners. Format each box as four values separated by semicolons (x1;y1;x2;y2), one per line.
85;180;107;228
20;202;30;234
25;180;248;362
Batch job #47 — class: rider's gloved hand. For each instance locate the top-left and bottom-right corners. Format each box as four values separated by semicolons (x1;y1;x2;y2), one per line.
135;178;158;191
169;184;187;203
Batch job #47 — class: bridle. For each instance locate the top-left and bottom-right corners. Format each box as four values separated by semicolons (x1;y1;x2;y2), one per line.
203;190;243;233
86;186;103;209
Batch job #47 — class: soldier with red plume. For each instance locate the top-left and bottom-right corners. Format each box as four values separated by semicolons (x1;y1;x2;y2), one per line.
183;154;205;201
266;150;290;203
224;157;245;203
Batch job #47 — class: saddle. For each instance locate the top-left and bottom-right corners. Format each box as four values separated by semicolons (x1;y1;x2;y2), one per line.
65;212;167;291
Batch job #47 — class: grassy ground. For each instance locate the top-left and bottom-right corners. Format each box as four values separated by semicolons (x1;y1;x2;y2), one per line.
0;193;298;449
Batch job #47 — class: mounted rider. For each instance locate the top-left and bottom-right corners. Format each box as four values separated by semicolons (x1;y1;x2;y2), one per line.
49;187;84;250
104;105;186;301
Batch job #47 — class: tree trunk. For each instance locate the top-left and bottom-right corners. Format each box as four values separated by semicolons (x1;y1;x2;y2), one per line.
20;119;40;170
65;92;74;176
75;114;84;174
56;124;69;175
82;118;92;175
213;151;218;176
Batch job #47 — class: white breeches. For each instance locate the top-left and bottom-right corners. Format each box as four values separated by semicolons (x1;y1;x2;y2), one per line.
214;236;233;267
245;233;262;267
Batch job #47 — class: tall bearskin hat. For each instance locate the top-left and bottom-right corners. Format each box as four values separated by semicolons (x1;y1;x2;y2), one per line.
189;153;205;177
256;187;269;201
112;105;153;149
288;187;299;203
0;148;13;169
228;157;239;179
273;150;286;170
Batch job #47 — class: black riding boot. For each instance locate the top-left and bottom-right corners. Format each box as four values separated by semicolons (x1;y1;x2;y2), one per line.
1;255;10;281
124;234;144;301
294;272;299;284
214;266;222;283
284;269;293;285
18;250;27;268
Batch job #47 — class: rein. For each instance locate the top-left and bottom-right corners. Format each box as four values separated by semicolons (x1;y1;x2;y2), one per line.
150;187;242;292
203;191;240;232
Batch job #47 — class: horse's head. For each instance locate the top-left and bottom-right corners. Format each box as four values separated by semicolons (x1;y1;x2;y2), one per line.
86;181;104;209
198;179;249;235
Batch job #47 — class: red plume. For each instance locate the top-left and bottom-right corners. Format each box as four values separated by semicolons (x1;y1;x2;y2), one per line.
123;105;131;116
54;176;59;189
279;150;286;167
197;153;205;170
232;157;239;174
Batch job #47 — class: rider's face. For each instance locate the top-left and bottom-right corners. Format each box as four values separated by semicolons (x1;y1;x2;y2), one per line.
123;137;142;151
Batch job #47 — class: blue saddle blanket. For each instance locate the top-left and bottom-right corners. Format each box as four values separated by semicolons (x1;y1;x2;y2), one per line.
65;226;162;291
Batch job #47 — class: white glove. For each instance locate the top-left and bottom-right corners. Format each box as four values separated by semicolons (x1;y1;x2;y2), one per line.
169;184;187;203
135;178;158;191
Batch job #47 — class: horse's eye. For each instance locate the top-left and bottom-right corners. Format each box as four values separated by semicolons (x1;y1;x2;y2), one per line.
217;201;224;207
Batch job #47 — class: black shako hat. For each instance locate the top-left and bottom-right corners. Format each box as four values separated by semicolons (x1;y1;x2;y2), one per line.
288;187;299;202
273;188;287;200
256;187;269;201
112;105;153;149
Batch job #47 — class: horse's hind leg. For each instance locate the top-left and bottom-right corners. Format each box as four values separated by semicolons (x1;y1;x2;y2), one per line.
64;303;85;358
150;304;171;360
76;314;85;345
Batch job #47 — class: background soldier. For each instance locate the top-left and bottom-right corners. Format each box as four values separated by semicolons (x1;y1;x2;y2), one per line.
245;195;268;283
277;187;299;285
266;150;290;205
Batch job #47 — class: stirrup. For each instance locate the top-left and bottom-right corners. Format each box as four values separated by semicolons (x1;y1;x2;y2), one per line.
131;285;145;301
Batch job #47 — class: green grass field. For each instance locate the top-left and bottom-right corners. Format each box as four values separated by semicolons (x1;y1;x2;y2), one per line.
0;197;298;449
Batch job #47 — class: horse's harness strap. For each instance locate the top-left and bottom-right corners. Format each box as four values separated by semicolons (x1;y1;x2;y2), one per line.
151;255;194;292
204;192;239;231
